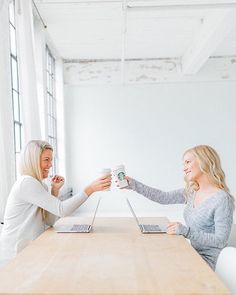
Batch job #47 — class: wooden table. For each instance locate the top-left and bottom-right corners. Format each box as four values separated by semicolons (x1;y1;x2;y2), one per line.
0;217;230;294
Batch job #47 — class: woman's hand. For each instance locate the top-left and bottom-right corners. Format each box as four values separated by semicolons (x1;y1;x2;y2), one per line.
51;175;65;196
166;222;181;235
115;175;130;189
84;174;112;196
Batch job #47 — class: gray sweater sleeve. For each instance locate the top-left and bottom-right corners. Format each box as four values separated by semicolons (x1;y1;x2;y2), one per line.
177;195;234;248
128;178;186;204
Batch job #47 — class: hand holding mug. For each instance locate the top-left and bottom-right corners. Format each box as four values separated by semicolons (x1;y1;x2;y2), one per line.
85;174;112;196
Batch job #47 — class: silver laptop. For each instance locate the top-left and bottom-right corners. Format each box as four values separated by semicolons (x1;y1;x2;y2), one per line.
55;198;101;233
126;198;166;234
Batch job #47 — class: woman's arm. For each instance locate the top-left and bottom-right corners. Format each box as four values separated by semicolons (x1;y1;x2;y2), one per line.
176;196;234;248
42;175;64;225
128;178;186;204
43;212;59;226
19;176;110;217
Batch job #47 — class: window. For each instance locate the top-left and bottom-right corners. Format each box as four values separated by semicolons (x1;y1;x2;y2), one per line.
46;46;57;175
9;0;22;177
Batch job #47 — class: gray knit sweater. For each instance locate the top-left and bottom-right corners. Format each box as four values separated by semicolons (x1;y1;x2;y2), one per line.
128;178;234;270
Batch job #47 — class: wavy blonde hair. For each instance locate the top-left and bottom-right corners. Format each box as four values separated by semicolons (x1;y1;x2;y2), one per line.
183;145;234;202
19;140;53;182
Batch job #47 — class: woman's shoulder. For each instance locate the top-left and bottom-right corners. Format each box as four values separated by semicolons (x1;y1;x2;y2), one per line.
17;175;38;184
12;175;46;202
17;175;42;190
216;190;232;200
8;176;41;201
215;190;235;209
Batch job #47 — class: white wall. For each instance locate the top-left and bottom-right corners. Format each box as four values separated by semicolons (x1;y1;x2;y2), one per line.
64;81;236;222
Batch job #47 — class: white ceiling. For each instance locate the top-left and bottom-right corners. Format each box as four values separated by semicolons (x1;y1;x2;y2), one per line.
34;0;236;73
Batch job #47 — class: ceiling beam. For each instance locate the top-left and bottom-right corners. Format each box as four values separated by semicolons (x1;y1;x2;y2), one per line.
181;9;235;75
34;0;236;5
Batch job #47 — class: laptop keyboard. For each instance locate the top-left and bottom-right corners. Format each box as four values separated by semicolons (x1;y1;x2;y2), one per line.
71;224;90;232
141;224;161;232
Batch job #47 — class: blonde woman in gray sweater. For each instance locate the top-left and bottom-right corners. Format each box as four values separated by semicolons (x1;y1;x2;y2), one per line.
124;145;234;269
0;140;111;266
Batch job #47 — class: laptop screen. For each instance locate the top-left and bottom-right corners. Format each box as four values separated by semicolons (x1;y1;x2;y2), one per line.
90;198;101;226
126;198;140;226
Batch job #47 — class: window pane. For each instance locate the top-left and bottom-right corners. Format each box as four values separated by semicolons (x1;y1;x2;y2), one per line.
15;152;20;178
48;74;51;93
46;52;49;71
46;71;50;91
49;74;53;93
53;138;57;156
13;90;20;121
51;97;55;117
48;116;51;136
51;59;55;76
47;94;53;115
48;136;54;149
11;57;18;90
48;115;53;136
53;117;56;136
52;97;56;117
48;55;51;73
9;1;15;26
47;93;50;113
9;0;23;178
10;25;16;56
46;46;57;173
14;123;21;153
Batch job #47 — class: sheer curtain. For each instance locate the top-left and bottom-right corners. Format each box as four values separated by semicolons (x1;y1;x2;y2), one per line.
1;0;43;220
0;0;15;220
15;0;41;142
34;18;67;178
0;0;4;10
0;0;66;220
34;18;47;140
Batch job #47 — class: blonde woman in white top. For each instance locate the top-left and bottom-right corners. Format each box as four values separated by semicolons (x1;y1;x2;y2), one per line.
0;140;111;266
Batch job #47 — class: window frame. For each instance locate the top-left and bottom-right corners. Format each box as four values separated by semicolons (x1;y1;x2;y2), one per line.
46;45;57;175
9;0;23;178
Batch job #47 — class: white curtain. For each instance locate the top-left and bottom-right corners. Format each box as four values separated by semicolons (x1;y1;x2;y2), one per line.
15;0;41;142
0;0;4;11
34;18;47;140
34;19;67;178
0;0;16;220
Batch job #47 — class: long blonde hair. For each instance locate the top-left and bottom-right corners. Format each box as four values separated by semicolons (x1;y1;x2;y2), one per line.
183;145;234;202
19;140;53;182
19;140;53;222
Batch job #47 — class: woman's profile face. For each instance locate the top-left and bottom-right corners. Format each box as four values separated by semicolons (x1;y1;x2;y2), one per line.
40;149;53;179
183;152;202;181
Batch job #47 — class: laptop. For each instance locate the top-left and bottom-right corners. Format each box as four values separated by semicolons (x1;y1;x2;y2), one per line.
55;198;101;233
126;198;166;234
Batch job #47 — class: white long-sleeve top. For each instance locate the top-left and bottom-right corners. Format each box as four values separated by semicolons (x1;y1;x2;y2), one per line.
0;175;88;265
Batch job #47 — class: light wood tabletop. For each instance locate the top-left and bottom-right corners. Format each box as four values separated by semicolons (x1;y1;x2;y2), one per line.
0;217;230;295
